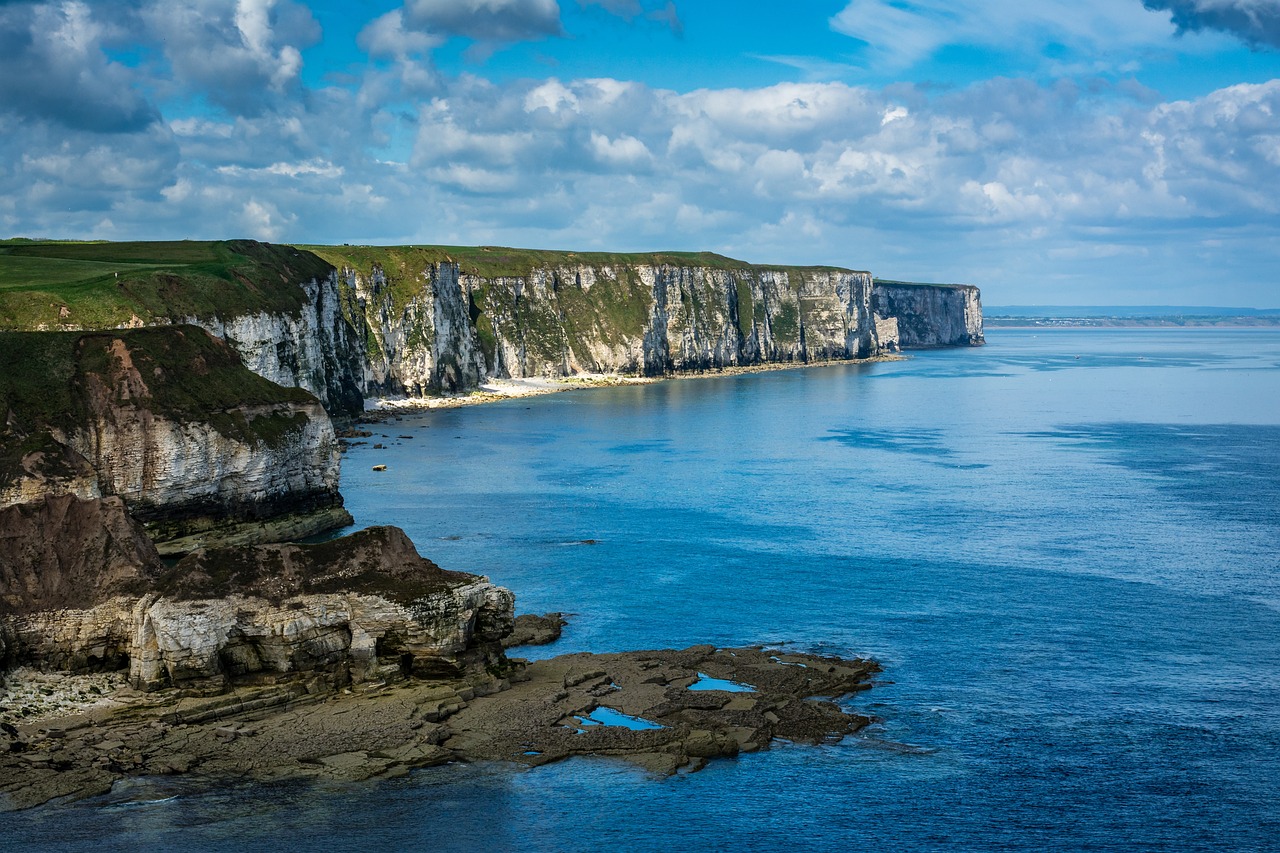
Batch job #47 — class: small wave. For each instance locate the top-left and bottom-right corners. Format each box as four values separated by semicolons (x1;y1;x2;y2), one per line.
855;737;937;756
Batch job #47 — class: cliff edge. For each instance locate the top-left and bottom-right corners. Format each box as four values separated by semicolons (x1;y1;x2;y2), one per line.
2;240;984;411
0;326;349;553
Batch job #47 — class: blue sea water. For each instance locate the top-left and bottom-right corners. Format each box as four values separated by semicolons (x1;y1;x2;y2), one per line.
10;328;1280;852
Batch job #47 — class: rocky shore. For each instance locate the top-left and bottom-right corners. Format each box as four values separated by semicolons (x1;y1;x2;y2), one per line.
0;635;877;811
356;353;906;417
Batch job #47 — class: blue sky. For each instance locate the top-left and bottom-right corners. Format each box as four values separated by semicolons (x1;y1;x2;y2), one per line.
2;0;1279;306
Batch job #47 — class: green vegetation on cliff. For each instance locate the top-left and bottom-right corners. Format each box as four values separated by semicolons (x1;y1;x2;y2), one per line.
0;240;331;330
0;327;318;485
303;243;859;282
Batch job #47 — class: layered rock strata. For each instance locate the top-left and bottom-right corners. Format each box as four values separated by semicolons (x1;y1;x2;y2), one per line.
191;272;365;416
0;327;349;552
873;281;985;347
2;241;985;413
0;525;514;694
331;253;886;397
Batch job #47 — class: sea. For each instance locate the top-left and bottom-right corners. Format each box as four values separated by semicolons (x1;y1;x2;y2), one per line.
9;328;1280;852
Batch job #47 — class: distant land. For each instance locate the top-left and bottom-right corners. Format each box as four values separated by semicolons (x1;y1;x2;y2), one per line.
985;306;1280;327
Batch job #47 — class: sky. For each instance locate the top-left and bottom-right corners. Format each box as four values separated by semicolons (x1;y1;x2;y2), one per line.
2;0;1279;305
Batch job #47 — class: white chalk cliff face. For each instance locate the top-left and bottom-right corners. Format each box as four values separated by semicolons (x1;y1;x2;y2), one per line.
71;246;981;410
872;282;985;348
9;582;514;692
192;273;366;416
0;328;349;554
333;260;894;398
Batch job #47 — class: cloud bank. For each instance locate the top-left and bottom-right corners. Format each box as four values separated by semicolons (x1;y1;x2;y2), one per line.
1;0;1277;304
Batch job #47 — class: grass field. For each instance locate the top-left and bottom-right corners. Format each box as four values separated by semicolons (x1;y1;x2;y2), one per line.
0;240;329;330
300;243;860;281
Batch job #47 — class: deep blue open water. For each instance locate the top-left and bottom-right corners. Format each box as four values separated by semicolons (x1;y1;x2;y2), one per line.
10;328;1280;851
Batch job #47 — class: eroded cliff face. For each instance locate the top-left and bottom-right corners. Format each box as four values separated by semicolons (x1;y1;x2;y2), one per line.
2;241;985;412
331;253;884;396
0;495;161;615
0;327;349;553
872;281;984;348
0;525;515;692
193;273;366;417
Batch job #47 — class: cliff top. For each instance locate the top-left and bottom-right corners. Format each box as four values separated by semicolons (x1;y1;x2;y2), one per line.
0;237;877;332
156;525;476;604
0;239;331;330
874;278;980;291
298;243;865;280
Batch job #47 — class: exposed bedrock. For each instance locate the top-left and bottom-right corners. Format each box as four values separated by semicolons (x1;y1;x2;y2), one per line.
333;256;896;397
0;524;514;693
872;281;985;348
0;645;879;810
192;272;366;417
0;327;349;553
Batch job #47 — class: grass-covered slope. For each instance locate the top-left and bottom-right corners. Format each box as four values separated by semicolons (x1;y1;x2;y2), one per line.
0;239;332;330
0;327;318;488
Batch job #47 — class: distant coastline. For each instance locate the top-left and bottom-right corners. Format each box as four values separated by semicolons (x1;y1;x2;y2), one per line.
985;306;1280;328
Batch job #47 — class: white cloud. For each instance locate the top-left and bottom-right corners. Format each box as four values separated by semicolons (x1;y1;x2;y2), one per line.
829;0;1218;70
2;2;1278;305
143;0;320;116
589;131;651;167
358;9;442;58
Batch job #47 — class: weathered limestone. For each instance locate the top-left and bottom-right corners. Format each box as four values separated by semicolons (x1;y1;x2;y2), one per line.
337;259;892;397
0;525;514;693
192;273;366;416
0;644;879;810
0;327;350;552
872;281;984;347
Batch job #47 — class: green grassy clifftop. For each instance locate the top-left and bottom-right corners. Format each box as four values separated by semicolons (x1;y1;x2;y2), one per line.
0;239;331;330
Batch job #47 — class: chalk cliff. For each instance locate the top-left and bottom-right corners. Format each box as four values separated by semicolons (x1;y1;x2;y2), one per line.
315;247;889;397
5;512;514;691
191;272;365;416
873;281;985;348
0;327;348;553
0;519;514;692
1;240;985;411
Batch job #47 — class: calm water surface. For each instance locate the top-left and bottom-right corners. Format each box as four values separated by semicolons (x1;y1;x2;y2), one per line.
12;328;1280;851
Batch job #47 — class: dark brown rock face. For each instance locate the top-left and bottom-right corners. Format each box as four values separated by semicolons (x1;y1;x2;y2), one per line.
0;495;162;615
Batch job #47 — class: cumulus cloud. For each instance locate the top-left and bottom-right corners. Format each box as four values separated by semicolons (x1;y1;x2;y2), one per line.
358;8;442;58
3;0;1278;303
143;0;321;116
403;0;563;42
1143;0;1280;48
0;1;159;132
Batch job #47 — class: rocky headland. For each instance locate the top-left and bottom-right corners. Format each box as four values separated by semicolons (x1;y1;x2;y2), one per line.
0;238;975;812
0;326;348;554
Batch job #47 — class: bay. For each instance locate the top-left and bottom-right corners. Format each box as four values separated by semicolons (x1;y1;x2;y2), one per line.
12;328;1280;851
